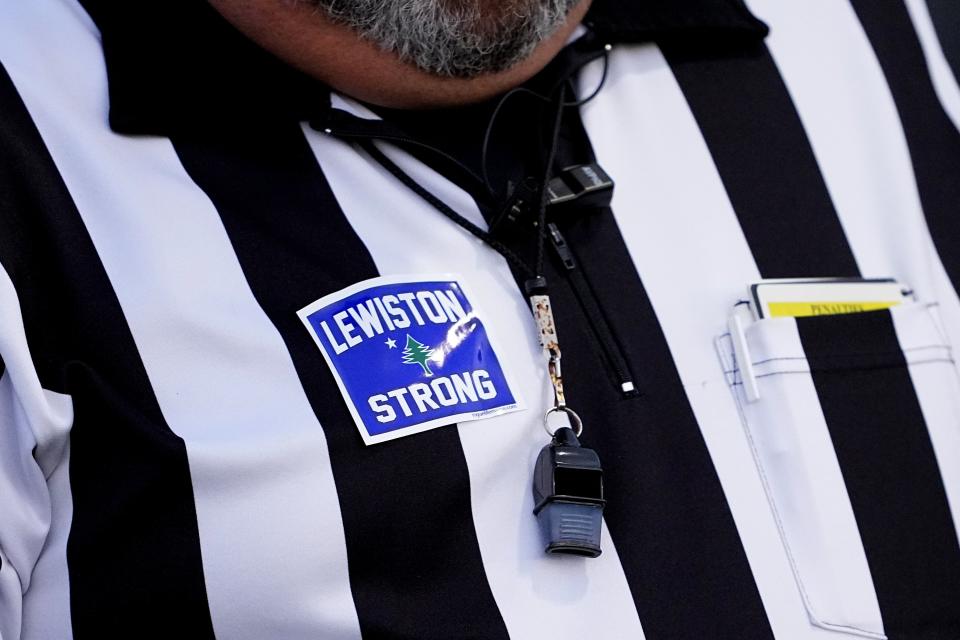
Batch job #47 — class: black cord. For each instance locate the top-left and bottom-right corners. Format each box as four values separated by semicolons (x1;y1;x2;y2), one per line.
480;87;551;196
359;140;537;278
359;47;610;286
564;50;610;107
534;83;567;278
479;50;609;196
361;82;566;283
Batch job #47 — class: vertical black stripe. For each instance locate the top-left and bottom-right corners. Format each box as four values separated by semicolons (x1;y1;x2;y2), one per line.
848;0;960;313
550;117;774;640
841;3;960;634
925;0;960;87
361;84;776;637
171;123;509;640
797;312;960;638
664;41;859;278
667;40;960;636
556;219;776;639
350;63;778;635
0;65;215;638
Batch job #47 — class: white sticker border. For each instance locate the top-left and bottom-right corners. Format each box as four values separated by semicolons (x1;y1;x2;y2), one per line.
297;273;526;445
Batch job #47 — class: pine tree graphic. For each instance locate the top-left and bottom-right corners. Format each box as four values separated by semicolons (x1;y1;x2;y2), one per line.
402;334;435;377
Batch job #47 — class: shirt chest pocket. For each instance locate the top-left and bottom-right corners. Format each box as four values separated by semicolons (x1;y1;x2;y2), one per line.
717;302;960;639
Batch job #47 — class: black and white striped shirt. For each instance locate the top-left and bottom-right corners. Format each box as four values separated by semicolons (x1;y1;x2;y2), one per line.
1;0;959;638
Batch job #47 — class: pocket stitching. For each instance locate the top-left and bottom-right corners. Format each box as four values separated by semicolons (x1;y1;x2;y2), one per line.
719;330;951;366
715;335;889;640
725;355;956;384
717;333;953;376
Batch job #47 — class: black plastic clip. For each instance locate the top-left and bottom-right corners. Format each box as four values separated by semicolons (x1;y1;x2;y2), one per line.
545;163;614;210
489;164;615;236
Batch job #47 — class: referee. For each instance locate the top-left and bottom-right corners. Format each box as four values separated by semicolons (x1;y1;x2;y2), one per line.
1;0;959;638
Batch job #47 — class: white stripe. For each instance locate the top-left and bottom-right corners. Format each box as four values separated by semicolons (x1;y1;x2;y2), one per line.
0;267;74;640
904;0;960;131
303;121;647;639
579;43;882;637
0;542;19;640
0;1;361;637
20;440;73;640
750;0;960;544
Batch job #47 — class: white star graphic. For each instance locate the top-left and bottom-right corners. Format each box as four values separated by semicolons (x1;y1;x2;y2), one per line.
385;337;397;349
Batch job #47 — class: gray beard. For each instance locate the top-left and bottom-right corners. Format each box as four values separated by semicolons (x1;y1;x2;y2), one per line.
309;0;580;78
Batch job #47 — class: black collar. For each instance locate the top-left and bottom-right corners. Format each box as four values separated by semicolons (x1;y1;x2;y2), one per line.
77;0;767;137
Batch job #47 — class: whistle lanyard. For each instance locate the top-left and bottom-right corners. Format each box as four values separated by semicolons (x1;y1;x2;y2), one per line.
357;82;579;437
335;49;612;557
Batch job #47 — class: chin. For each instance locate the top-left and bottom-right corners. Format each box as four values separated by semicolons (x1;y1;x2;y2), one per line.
209;0;591;109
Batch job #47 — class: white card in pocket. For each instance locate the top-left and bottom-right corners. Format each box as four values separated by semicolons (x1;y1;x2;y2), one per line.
749;277;909;320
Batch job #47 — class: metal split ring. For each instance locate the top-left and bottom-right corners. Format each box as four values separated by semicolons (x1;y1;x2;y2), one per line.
543;406;583;437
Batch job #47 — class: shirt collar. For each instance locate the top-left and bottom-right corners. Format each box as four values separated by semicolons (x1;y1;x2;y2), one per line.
587;0;767;44
77;0;767;137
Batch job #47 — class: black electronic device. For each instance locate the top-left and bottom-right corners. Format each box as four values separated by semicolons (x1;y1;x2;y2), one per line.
544;163;614;210
491;163;615;235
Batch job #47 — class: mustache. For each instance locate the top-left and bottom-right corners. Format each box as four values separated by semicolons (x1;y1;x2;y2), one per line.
308;0;580;77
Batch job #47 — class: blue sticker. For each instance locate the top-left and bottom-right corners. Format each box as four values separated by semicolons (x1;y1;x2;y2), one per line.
298;275;523;444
